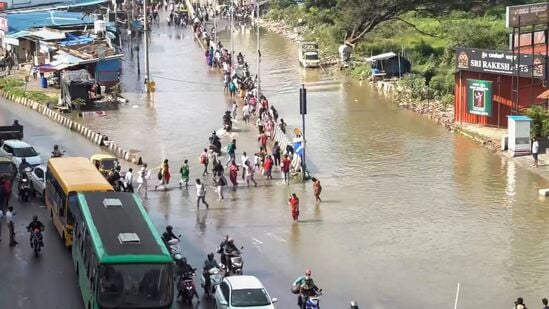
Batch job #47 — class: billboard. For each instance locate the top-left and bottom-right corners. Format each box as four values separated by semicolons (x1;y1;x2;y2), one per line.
506;2;548;28
455;47;546;80
467;80;493;117
509;30;546;49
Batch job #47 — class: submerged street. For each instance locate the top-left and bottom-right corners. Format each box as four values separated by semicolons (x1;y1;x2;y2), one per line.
2;10;549;309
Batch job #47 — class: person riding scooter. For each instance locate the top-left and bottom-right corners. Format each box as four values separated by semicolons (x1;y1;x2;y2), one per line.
26;215;45;248
203;253;220;296
349;300;359;309
107;166;122;189
161;225;179;252
293;269;321;308
298;277;321;309
174;255;199;302
223;111;232;132
222;238;240;273
209;131;222;155
18;158;31;174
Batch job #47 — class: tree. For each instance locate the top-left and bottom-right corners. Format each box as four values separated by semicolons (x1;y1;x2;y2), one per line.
335;0;530;44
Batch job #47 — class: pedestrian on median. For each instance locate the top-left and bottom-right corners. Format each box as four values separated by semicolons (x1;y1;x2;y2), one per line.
272;141;281;167
281;155;291;185
312;177;322;202
542;298;549;309
244;160;257;187
263;155;273;180
195;179;209;209
288;193;299;222
532;137;539;167
7;206;16;246
229;160;239;191
200;148;210;176
137;164;150;198
179;159;190;188
258;131;268;149
226;139;237;166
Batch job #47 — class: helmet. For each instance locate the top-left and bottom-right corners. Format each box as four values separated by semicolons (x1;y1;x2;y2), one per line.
54;144;59;150
173;253;182;261
166;225;173;231
33;215;38;221
305;269;312;276
350;301;359;309
207;253;214;260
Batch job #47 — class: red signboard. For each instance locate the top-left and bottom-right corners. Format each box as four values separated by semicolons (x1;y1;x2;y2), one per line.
0;2;7;11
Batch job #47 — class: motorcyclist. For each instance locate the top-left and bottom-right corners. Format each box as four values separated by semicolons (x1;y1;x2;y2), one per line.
350;300;359;309
223;111;232;130
161;225;179;252
174;255;200;302
18;158;31;174
51;145;63;158
203;253;220;296
223;238;240;273
293;269;321;307
26;215;45;248
209;131;222;154
298;277;321;309
107;166;122;190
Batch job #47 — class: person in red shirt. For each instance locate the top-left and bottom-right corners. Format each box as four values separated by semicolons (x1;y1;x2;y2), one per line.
288;193;299;222
2;177;12;210
229;161;239;191
258;132;267;149
281;155;291;185
263;155;273;179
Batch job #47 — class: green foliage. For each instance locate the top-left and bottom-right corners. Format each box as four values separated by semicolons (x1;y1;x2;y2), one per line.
0;77;57;105
525;106;549;138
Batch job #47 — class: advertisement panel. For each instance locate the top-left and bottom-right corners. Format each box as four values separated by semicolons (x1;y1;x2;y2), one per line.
467;80;493;117
509;30;546;49
506;2;548;27
455;47;546;80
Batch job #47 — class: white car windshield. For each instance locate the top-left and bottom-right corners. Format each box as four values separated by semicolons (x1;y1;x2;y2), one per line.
231;288;271;307
13;147;38;157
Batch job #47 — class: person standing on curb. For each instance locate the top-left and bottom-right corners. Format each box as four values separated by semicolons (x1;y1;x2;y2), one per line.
312;177;322;202
196;179;209;209
7;206;16;247
200;148;210;176
288;193;299;222
137;164;150;198
532;137;539;167
179;159;190;188
281;155;291;185
226;139;237;167
229;161;239;191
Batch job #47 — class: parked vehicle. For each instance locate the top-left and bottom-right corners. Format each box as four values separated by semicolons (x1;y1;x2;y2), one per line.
0;139;42;168
298;42;320;68
214;275;278;309
0;156;17;181
29;165;47;198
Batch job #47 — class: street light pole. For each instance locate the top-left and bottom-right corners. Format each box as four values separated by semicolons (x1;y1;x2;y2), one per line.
256;1;260;96
299;84;307;180
144;0;151;91
230;1;234;66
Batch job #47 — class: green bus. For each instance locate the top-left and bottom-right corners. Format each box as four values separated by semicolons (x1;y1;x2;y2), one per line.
71;192;174;309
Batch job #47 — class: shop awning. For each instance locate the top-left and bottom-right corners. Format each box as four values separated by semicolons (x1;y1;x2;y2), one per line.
538;89;549;100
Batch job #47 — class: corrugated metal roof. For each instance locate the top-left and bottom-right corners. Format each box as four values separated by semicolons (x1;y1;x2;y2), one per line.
365;52;397;62
6;11;94;33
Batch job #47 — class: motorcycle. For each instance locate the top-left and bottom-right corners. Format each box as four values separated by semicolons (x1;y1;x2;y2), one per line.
18;170;32;202
200;267;223;296
221;247;244;276
30;228;44;256
209;135;222;155
177;272;197;305
302;290;322;309
168;237;182;258
223;112;232;132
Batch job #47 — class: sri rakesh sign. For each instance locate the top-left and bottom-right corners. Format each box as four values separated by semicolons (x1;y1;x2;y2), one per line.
455;47;546;80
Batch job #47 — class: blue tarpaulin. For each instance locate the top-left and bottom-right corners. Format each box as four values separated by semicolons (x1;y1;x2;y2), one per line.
58;33;94;46
6;11;94;33
293;142;304;156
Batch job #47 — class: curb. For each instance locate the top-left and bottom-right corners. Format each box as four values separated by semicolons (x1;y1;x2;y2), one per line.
0;89;144;165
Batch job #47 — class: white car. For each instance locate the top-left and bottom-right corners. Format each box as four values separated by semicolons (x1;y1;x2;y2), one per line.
0;139;43;167
215;275;277;309
30;165;47;197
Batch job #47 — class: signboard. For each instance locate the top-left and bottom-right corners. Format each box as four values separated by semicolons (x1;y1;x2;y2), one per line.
0;17;7;33
467;80;493;117
455;47;546;80
509;30;546;49
0;2;7;10
506;2;548;28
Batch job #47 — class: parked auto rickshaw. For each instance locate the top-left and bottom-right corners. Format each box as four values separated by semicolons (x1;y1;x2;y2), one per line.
90;154;119;177
0;156;17;181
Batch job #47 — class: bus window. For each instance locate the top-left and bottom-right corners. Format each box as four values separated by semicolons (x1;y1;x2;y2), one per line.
67;193;78;225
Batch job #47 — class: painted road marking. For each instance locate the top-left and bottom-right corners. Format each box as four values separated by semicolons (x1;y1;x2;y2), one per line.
266;232;287;242
251;237;263;245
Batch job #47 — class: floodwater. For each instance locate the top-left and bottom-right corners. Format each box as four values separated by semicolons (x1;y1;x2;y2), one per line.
78;16;549;308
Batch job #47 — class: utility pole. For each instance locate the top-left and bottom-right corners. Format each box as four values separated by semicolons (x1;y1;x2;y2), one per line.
230;0;234;66
299;84;308;180
143;0;151;91
256;0;260;96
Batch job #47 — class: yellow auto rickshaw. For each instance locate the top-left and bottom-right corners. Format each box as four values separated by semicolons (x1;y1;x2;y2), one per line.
90;154;119;177
0;156;17;181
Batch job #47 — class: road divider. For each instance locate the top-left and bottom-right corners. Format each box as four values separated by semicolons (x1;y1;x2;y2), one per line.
0;89;144;165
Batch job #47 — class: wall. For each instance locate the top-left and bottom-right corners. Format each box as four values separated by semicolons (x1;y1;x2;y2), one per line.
454;71;546;127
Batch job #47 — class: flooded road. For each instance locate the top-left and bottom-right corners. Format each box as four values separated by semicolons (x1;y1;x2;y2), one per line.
78;16;549;308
